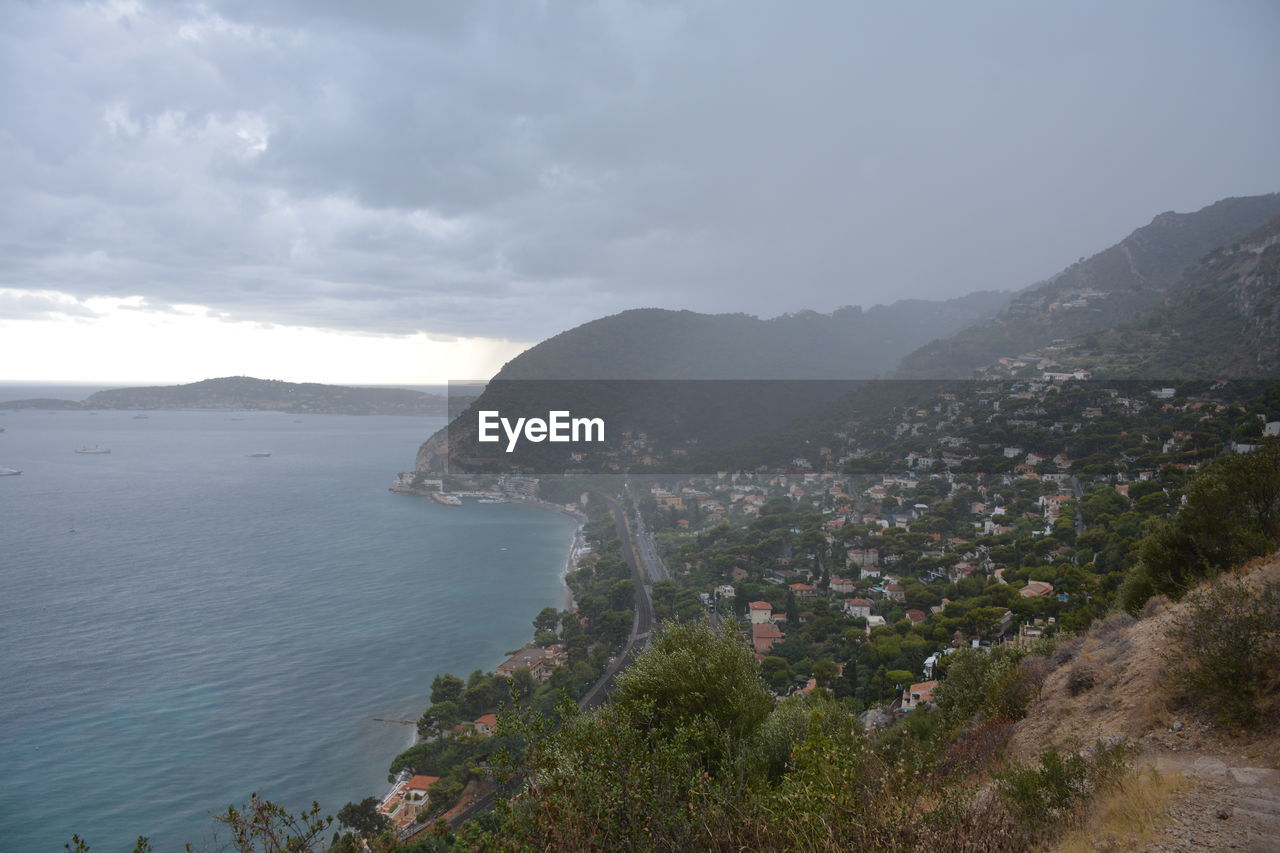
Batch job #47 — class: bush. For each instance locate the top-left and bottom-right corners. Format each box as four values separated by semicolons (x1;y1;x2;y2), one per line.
1050;635;1084;667
1066;658;1099;697
1119;441;1280;612
1166;576;1280;727
1140;595;1169;620
936;717;1017;777
998;740;1132;833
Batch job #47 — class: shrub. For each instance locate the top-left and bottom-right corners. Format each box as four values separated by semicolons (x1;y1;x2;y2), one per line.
1051;635;1084;667
1091;612;1135;639
1166;576;1280;727
987;656;1051;721
1066;658;1098;697
936;717;1017;777
998;740;1132;833
1140;595;1169;620
1119;441;1280;613
934;647;1030;736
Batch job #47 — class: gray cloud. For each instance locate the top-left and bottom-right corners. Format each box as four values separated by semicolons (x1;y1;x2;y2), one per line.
2;0;1278;341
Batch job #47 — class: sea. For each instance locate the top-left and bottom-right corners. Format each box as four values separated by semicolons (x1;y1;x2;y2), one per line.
0;391;577;852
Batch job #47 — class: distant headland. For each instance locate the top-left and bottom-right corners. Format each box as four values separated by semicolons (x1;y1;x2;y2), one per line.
0;376;452;417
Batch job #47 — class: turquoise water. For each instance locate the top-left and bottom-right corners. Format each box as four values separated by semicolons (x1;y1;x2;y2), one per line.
0;408;575;851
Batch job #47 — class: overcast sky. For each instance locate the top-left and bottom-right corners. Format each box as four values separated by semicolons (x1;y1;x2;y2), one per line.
2;0;1278;383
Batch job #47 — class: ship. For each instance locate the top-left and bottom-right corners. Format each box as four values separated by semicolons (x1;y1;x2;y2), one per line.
0;467;20;476
75;446;111;454
248;452;272;457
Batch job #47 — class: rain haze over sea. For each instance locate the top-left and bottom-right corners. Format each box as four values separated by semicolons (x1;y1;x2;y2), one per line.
0;396;575;851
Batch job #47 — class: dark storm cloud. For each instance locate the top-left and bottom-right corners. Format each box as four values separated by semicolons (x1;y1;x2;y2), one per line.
2;0;1278;340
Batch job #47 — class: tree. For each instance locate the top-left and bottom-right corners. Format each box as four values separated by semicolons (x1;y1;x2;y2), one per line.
510;666;537;699
532;606;560;634
460;683;496;717
336;797;390;838
613;620;773;771
211;794;334;852
429;673;464;705
608;578;635;610
760;656;794;692
1120;440;1280;611
418;700;460;735
812;658;839;688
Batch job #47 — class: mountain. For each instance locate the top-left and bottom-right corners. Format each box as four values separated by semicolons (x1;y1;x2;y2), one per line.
0;376;446;416
1040;216;1280;379
492;295;1010;381
411;294;1010;473
895;193;1280;378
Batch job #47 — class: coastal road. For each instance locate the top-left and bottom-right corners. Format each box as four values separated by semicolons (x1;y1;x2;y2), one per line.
424;496;657;834
580;498;657;708
632;513;669;582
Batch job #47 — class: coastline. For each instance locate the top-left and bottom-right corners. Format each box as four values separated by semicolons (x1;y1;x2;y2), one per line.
376;492;584;823
487;497;586;612
388;489;585;747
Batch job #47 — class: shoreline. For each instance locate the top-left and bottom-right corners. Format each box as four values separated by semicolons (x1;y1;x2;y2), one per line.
390;489;585;753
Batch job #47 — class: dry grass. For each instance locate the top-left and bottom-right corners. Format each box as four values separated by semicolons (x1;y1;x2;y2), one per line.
1049;766;1183;853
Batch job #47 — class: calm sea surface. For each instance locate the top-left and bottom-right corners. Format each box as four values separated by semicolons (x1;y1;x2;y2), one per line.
0;404;575;851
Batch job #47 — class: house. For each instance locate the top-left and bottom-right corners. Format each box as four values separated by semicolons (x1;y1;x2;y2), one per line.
751;622;784;656
473;713;499;735
860;566;882;580
830;577;856;595
793;677;819;695
884;583;905;602
715;584;736;599
1019;580;1055;598
905;609;927;624
847;548;879;567
902;680;938;711
748;600;774;624
788;582;816;598
378;774;441;825
497;646;561;681
842;597;872;619
403;775;439;817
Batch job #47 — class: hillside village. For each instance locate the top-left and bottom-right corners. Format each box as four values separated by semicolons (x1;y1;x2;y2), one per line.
626;376;1277;711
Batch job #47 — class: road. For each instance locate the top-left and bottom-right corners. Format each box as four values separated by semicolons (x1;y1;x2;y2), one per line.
1071;475;1085;537
630;512;669;582
419;497;658;835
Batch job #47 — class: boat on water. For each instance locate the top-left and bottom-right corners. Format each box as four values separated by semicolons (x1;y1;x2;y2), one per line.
75;446;111;454
430;492;463;506
248;452;272;457
0;467;20;476
132;414;149;419
477;497;507;504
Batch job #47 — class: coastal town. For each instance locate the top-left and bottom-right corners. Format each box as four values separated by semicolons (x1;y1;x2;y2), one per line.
368;369;1278;839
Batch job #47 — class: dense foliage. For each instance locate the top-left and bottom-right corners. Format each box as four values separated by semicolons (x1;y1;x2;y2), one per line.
1119;440;1280;611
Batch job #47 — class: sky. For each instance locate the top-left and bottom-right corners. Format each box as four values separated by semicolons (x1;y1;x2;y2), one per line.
2;0;1278;385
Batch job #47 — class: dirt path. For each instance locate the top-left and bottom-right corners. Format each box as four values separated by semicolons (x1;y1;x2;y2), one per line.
1141;746;1280;852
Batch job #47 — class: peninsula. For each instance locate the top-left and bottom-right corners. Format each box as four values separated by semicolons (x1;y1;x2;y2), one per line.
0;376;449;417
